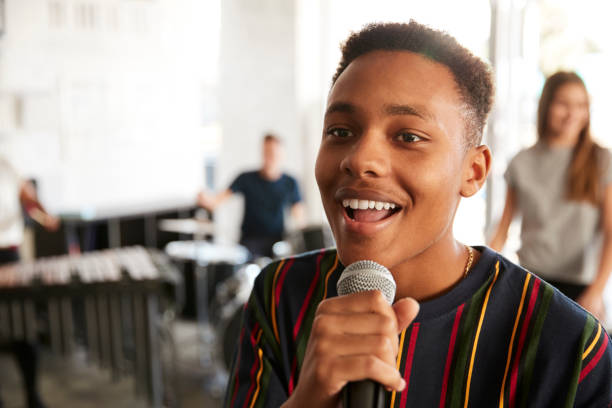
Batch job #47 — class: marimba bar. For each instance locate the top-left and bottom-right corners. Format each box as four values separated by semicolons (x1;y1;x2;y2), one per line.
0;246;180;408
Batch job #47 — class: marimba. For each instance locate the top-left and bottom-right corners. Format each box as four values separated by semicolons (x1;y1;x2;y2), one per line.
0;246;180;407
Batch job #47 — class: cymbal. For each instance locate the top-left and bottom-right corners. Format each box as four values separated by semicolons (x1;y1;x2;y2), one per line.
157;218;215;235
164;240;249;265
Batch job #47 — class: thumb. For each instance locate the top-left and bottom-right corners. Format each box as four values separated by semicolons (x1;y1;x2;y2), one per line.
392;298;420;333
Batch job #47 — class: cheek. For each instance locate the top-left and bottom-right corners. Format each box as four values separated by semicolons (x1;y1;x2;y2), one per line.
314;148;334;191
549;107;568;126
408;153;462;194
404;155;463;224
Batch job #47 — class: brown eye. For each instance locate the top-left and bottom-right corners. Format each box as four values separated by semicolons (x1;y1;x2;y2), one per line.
395;131;423;143
327;127;354;139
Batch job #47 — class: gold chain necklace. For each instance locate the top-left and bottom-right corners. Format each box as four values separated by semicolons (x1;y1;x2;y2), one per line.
463;245;474;278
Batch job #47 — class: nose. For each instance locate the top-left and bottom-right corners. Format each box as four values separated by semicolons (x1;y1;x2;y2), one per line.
339;131;390;178
569;105;587;121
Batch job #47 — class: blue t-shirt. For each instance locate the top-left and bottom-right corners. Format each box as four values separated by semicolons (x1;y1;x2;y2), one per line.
229;171;301;239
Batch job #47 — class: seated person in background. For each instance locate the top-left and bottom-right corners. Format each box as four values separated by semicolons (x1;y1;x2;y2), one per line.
0;156;59;263
0;155;58;408
224;21;612;407
197;133;305;259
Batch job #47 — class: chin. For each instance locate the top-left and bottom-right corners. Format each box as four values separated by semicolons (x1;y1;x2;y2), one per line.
336;240;391;267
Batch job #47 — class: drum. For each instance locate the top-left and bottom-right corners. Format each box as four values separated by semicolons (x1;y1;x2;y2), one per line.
281;224;335;256
164;240;250;319
157;218;215;236
164;240;250;266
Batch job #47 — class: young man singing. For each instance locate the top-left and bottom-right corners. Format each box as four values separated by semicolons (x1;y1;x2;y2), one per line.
225;21;612;407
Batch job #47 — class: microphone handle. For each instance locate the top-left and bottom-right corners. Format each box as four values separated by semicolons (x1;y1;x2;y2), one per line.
342;380;385;408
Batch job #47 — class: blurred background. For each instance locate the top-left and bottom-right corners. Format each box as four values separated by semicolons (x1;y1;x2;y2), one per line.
0;0;611;407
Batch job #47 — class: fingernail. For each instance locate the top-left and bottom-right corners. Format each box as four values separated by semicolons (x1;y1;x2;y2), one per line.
398;378;406;391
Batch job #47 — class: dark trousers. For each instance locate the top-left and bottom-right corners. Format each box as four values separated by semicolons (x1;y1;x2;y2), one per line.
545;279;587;301
240;235;282;259
0;248;45;408
0;248;19;264
0;340;42;408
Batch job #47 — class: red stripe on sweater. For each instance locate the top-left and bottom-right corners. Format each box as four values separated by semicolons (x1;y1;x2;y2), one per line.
400;323;420;407
275;257;295;305
580;336;609;382
509;278;541;407
439;304;465;408
242;329;262;408
230;326;247;407
288;250;325;395
288;356;298;395
293;250;325;340
248;322;261;346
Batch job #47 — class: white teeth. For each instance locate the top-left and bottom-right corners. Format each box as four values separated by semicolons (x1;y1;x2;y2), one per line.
341;198;398;211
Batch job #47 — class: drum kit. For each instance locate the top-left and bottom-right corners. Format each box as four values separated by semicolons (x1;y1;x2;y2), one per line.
159;218;334;396
159;219;265;394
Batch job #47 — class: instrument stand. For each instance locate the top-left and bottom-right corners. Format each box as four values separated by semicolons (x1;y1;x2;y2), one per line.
194;253;228;398
163;237;250;399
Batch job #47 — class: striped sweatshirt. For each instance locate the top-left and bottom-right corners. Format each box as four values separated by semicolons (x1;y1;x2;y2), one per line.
224;246;612;407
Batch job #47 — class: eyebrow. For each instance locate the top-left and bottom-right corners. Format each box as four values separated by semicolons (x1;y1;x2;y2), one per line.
325;101;436;122
325;102;355;116
383;104;436;122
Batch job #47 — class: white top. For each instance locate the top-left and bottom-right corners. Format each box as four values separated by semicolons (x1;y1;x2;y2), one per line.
0;157;24;248
505;142;612;284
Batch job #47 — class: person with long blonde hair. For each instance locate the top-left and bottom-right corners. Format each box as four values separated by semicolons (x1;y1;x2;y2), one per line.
489;71;612;319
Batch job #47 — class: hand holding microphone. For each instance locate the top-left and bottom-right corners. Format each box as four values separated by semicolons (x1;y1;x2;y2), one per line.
284;261;419;408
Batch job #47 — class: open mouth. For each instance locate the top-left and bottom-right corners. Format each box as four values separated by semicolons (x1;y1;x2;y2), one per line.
342;199;401;223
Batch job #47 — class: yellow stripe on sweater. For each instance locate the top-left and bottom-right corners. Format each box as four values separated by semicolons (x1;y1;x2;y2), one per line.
390;328;408;408
322;254;339;300
583;323;602;360
249;347;265;408
465;261;500;408
270;260;285;344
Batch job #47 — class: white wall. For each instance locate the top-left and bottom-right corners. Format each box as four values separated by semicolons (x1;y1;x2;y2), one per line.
214;0;304;243
0;0;327;244
0;0;220;215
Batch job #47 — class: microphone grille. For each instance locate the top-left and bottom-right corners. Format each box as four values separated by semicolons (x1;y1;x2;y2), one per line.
337;260;396;304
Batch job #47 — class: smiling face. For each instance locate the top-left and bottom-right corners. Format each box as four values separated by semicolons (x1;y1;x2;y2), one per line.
545;82;589;145
315;50;480;272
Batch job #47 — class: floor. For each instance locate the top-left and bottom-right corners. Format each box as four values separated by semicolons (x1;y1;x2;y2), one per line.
0;320;224;408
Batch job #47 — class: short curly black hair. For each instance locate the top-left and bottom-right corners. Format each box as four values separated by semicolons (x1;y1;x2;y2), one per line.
332;21;495;147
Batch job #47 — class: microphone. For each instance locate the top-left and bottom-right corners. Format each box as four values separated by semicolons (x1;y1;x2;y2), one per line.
336;260;397;408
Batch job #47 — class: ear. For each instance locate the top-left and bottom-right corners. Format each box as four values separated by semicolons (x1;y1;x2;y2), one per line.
460;145;491;198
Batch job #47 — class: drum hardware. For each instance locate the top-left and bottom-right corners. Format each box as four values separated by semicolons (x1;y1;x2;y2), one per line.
210;262;259;373
271;240;292;258
163;240;251;395
157;218;215;236
277;224;335;257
